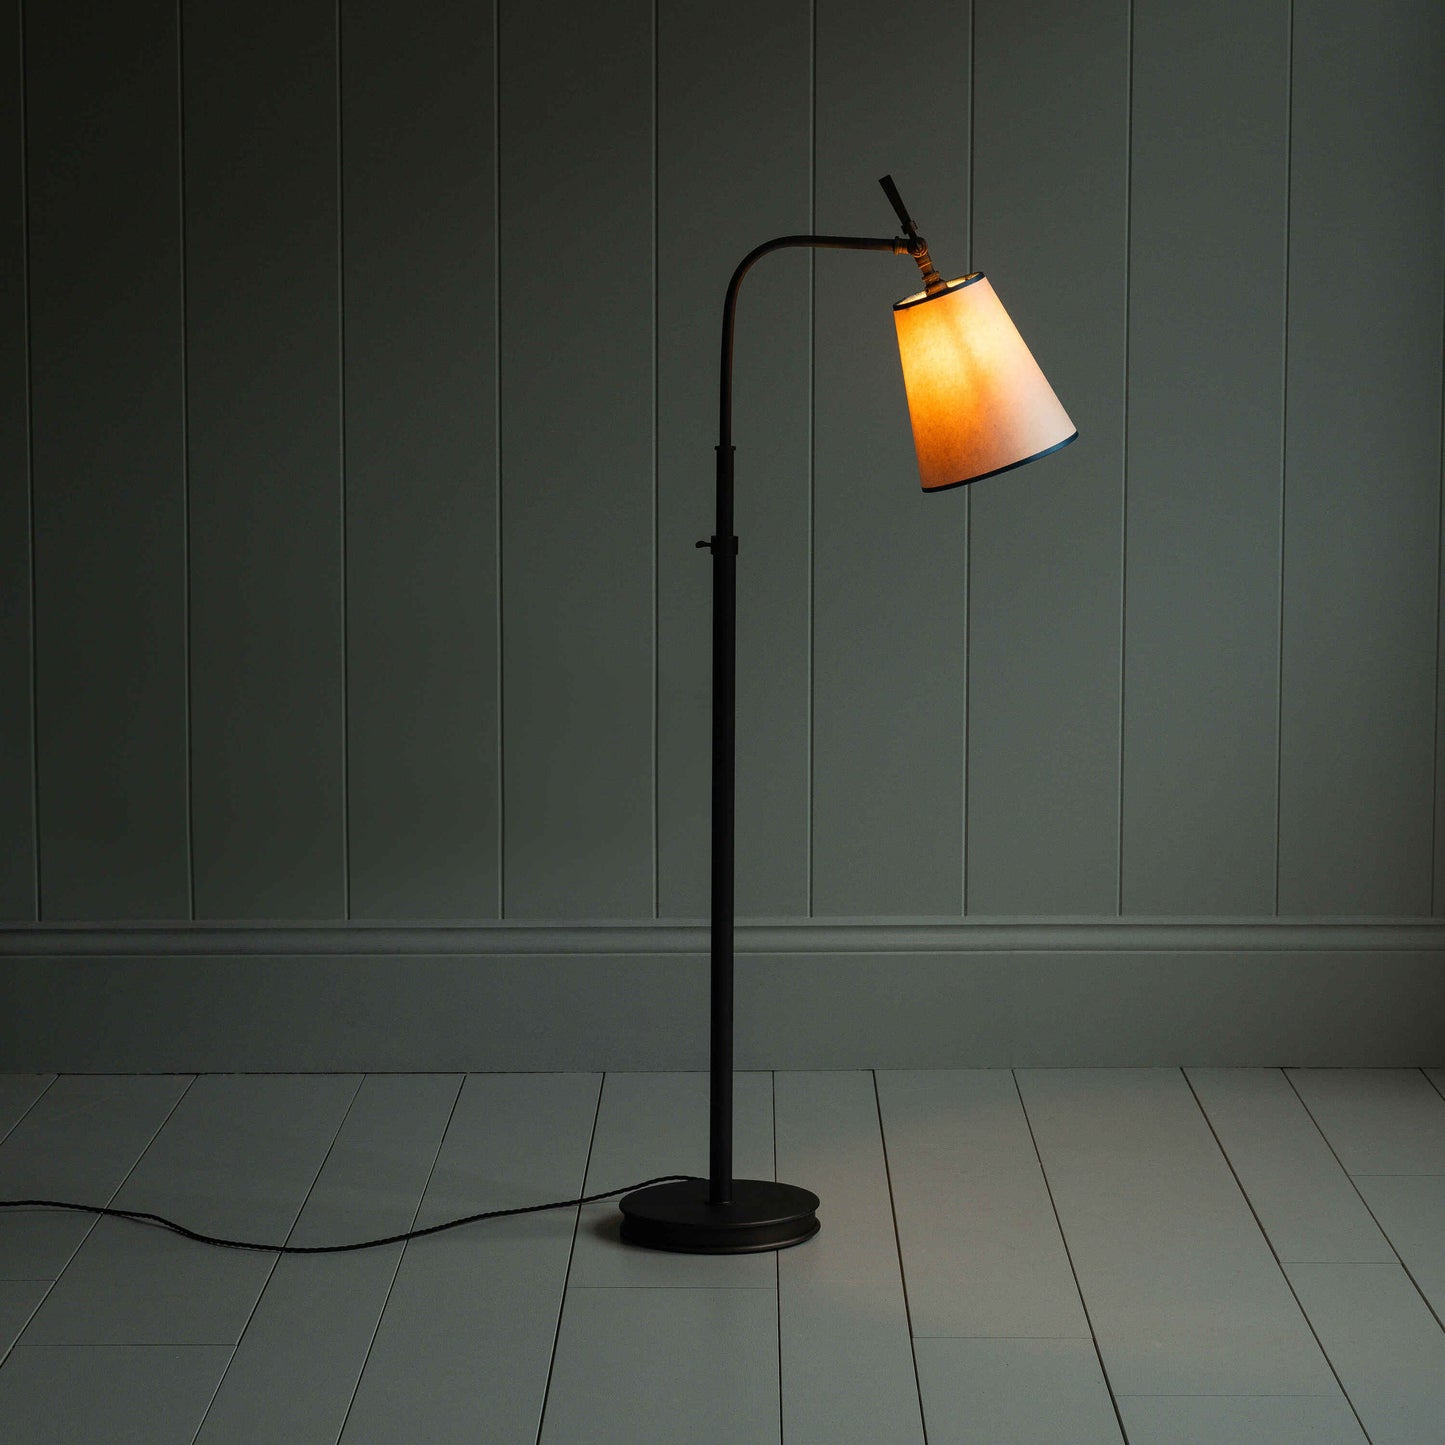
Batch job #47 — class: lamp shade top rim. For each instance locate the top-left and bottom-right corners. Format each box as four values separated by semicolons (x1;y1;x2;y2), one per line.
893;271;985;311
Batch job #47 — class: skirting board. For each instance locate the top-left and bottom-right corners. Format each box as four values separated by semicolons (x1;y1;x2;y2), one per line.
0;919;1442;1070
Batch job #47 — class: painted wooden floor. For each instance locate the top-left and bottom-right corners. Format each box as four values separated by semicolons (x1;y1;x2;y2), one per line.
0;1068;1442;1444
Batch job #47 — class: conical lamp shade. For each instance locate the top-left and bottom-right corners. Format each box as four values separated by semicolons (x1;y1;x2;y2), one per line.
893;272;1076;492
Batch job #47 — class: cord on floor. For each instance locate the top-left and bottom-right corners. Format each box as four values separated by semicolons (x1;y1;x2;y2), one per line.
0;1175;700;1255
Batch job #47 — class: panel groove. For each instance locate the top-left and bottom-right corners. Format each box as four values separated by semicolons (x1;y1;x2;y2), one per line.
1115;0;1133;920
1011;1068;1128;1441
650;0;659;924
19;0;38;922
1273;0;1294;918
965;0;976;913
1435;207;1445;919
176;0;194;924
806;0;816;921
493;0;505;920
335;0;351;923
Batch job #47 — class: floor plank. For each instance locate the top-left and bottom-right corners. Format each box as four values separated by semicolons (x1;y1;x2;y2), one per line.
876;1070;1089;1338
1118;1394;1366;1444
539;1287;779;1445
193;1073;462;1444
913;1338;1121;1444
0;1073;192;1281
567;1071;775;1289
22;1074;359;1344
0;1344;231;1445
775;1071;924;1445
0;1077;53;1144
1016;1068;1336;1395
337;1072;599;1445
1353;1175;1445;1321
1285;1261;1445;1444
1187;1068;1393;1261
1288;1069;1445;1173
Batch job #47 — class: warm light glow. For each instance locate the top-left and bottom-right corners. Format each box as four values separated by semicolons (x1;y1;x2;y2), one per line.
893;273;1076;491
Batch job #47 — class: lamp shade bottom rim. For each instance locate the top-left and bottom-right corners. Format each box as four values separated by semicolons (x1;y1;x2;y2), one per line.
618;1177;820;1254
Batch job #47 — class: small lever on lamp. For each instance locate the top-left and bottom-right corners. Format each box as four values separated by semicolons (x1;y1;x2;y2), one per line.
878;173;946;295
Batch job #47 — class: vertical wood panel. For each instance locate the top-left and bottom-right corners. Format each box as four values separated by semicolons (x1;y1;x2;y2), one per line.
0;0;33;919
967;0;1129;915
655;0;812;920
185;0;346;918
1121;0;1290;914
1279;0;1445;914
812;0;970;916
498;0;653;918
26;0;189;919
341;0;499;919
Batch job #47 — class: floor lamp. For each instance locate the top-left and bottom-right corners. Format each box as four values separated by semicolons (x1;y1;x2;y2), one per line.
619;176;1077;1254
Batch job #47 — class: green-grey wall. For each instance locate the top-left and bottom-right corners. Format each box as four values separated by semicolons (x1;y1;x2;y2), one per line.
3;0;1444;930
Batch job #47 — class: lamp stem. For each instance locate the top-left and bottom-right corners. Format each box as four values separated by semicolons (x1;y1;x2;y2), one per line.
620;222;926;1252
708;440;737;1205
706;232;905;1207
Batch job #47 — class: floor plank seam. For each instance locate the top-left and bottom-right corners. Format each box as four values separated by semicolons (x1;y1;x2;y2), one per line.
189;1072;366;1443
7;1075;199;1369
1280;1069;1445;1334
1011;1069;1132;1445
871;1071;930;1445
532;1069;605;1445
332;1072;468;1444
0;1077;56;1151
1183;1068;1376;1439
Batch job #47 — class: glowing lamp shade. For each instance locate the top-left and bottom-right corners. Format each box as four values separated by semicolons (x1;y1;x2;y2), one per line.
893;272;1077;491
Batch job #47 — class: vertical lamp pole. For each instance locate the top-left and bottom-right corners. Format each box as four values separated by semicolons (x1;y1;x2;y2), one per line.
618;177;1076;1253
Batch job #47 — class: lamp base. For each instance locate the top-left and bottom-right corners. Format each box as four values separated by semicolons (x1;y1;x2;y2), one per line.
618;1177;820;1254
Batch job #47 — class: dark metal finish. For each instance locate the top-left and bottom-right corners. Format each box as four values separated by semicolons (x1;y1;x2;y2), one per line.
623;214;931;1253
619;1177;821;1254
877;174;945;294
877;173;916;234
709;231;903;1214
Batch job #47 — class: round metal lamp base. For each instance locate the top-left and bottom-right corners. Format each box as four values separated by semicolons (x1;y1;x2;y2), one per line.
618;1178;820;1254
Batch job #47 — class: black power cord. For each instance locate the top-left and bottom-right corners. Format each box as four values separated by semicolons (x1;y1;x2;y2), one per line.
0;1175;700;1255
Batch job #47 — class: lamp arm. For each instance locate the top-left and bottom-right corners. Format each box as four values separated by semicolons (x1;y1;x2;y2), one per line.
716;234;908;463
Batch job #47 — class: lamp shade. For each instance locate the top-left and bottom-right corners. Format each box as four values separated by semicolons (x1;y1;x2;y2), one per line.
893;272;1076;491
